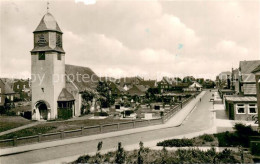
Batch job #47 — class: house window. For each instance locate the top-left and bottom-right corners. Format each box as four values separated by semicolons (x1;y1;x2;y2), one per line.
11;95;13;101
17;85;19;89
236;104;245;114
39;52;45;60
0;96;1;103
57;53;61;60
0;87;1;93
248;104;257;114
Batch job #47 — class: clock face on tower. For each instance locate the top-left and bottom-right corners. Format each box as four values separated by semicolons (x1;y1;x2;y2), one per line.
37;34;47;47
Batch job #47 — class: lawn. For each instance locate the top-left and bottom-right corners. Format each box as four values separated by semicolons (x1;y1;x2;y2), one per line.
0;117;131;140
0;116;33;133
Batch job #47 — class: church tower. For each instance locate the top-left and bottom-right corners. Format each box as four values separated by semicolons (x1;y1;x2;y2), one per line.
31;12;65;120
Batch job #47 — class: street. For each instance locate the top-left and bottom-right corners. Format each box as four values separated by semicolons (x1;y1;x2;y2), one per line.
0;91;214;164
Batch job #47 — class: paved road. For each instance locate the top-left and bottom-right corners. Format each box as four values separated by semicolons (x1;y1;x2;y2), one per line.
0;91;214;164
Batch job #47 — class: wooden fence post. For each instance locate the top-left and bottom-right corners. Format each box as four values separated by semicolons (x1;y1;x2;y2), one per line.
61;131;65;139
13;136;17;146
100;125;103;133
81;127;84;135
38;133;42;142
117;123;120;130
162;117;165;124
133;121;135;128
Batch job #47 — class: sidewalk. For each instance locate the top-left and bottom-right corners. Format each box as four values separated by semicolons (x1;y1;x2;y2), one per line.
0;91;206;156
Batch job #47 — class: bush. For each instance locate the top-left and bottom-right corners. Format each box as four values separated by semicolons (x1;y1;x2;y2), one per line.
214;123;259;147
58;108;72;120
199;134;214;142
251;141;260;156
157;138;193;147
94;112;109;117
5;110;16;116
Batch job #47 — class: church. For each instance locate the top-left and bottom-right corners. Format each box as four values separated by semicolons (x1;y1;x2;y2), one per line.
31;11;98;120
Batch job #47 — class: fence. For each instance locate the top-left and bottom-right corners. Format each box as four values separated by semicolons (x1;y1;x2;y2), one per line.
0;96;195;148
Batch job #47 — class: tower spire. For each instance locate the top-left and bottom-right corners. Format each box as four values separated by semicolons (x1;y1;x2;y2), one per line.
47;1;50;13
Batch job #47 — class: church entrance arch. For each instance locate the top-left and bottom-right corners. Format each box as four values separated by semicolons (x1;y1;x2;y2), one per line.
34;100;50;120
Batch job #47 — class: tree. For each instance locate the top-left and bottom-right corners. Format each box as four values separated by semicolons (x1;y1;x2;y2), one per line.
115;142;126;164
138;141;144;164
161;146;168;164
81;91;95;114
94;141;103;163
97;81;115;108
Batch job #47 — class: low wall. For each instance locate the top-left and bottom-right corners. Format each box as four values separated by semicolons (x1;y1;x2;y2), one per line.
0;95;195;148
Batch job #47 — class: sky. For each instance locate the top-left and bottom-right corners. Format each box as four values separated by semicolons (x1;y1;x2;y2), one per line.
0;0;259;80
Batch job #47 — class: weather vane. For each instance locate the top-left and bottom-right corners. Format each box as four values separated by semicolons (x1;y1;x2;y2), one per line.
47;1;50;13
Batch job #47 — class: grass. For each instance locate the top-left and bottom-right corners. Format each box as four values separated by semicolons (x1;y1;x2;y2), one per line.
0;117;131;140
0;116;33;133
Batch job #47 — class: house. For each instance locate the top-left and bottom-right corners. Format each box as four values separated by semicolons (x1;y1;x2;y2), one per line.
239;60;260;96
216;71;231;89
13;79;31;101
118;76;143;88
106;81;125;96
127;85;148;96
223;60;260;121
183;81;202;92
218;89;236;99
139;80;157;89
158;77;174;92
225;96;257;121
0;78;16;110
231;68;239;92
251;64;260;127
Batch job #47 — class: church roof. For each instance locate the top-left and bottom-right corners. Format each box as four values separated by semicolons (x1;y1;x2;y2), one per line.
34;13;62;33
65;64;99;92
58;88;75;101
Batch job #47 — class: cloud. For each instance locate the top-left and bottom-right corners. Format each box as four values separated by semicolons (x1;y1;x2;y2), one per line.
1;0;259;80
75;0;96;5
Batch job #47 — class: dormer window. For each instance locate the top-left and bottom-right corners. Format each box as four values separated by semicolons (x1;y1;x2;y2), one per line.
39;52;45;60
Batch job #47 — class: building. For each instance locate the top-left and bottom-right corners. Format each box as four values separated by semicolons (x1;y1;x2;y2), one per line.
239;60;260;96
13;79;31;101
252;64;260;128
225;96;257;121
216;71;231;89
127;85;148;96
183;81;202;92
0;78;15;110
223;60;260;122
31;12;98;120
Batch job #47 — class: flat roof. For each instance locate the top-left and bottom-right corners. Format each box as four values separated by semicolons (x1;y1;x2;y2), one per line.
219;89;235;93
225;96;257;102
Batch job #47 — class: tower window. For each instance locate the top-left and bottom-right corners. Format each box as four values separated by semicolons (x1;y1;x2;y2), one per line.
39;52;45;60
57;53;61;60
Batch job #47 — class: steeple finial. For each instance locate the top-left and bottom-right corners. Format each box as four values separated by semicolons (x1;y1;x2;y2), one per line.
47;1;50;13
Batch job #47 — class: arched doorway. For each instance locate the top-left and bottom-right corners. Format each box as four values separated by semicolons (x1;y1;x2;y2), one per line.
34;101;50;120
38;103;48;120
